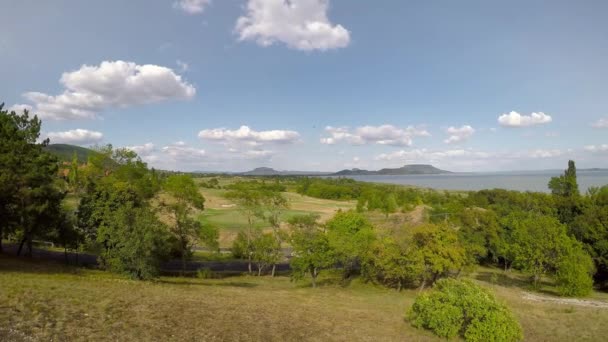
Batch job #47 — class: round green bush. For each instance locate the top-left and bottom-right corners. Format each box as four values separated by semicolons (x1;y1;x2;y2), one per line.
408;279;522;341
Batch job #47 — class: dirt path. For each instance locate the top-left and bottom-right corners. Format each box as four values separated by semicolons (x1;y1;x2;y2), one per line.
523;292;608;309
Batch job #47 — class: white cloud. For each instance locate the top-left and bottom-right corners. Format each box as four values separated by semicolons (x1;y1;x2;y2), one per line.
126;142;155;156
235;0;350;51
375;148;569;164
321;124;430;146
444;125;475;144
161;142;206;161
584;144;608;153
376;148;491;162
524;149;564;158
46;129;103;145
173;0;211;14
498;111;552;127
19;60;195;120
199;125;300;144
243;149;275;159
7;104;33;113
592;118;608;128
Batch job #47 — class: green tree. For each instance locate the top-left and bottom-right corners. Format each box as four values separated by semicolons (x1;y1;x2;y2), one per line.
68;151;80;192
555;240;595;296
289;215;333;288
325;211;376;278
549;160;581;225
98;203;171;280
364;235;423;291
0;104;66;256
251;233;282;276
409;223;467;290
163;174;211;273
225;181;265;274
259;188;289;276
382;193;398;217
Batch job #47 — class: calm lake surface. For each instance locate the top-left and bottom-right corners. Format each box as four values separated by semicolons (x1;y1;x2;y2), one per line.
338;170;608;193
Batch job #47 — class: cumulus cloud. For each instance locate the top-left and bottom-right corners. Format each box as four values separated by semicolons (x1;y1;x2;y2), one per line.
584;144;608;153
126;142;155;156
7;104;33;113
321;125;430;147
199;125;300;145
173;0;211;14
161;142;206;161
498;111;552;127
235;0;350;51
18;60;195;120
46;129;103;145
444;125;475;144
592;118;608;128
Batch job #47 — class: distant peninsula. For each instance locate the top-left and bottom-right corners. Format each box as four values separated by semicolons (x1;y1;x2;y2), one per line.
332;164;451;176
239;167;332;176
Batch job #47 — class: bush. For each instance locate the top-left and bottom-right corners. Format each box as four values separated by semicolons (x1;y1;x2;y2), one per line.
408;279;522;341
196;267;215;279
555;242;595;297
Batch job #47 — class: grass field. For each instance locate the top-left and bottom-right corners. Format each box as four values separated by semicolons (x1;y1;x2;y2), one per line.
198;187;355;247
2;255;608;341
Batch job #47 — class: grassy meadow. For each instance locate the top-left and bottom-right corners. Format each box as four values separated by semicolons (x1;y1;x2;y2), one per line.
197;183;356;247
2;255;608;341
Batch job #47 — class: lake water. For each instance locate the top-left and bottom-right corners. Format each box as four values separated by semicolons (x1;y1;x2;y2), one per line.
338;170;608;193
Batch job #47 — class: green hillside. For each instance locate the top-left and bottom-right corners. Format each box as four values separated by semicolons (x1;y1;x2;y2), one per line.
45;144;97;163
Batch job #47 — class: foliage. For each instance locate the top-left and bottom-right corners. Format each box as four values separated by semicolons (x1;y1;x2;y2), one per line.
251;233;282;276
163;174;212;271
289;214;334;287
363;234;423;290
98;204;171;280
409;278;523;341
409;223;468;289
0;104;66;255
555;240;595;296
325;211;376;278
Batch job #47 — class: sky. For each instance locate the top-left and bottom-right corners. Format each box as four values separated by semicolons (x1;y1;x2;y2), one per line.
1;0;608;172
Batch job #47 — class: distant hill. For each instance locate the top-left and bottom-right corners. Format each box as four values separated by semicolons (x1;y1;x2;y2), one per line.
333;164;451;176
45;144;97;163
240;167;332;176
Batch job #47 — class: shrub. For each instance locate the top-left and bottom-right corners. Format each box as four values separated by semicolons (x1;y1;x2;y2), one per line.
196;267;215;279
555;241;595;297
408;279;522;341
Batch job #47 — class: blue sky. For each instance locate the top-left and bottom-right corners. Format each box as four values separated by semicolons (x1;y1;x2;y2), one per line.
2;0;608;172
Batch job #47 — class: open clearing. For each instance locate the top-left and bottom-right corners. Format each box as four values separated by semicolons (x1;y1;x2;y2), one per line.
199;188;355;247
2;256;608;341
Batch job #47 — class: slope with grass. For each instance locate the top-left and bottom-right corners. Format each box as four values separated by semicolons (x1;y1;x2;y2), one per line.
45;144;97;163
2;256;608;341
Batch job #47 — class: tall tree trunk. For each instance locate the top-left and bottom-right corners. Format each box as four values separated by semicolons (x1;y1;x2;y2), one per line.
258;265;262;277
17;237;26;256
248;254;252;275
418;278;427;293
26;235;33;257
398;280;402;292
271;264;276;277
311;267;317;288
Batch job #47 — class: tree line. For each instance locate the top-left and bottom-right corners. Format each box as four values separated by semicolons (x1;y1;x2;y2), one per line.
0;105;218;279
